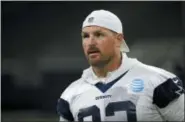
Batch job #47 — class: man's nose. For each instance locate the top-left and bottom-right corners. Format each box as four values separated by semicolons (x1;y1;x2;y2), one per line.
88;35;97;45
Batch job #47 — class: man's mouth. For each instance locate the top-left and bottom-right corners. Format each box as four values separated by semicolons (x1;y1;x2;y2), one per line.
87;49;100;55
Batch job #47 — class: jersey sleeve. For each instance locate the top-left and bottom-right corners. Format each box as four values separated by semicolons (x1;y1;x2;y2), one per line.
56;79;82;122
57;98;74;121
152;77;184;121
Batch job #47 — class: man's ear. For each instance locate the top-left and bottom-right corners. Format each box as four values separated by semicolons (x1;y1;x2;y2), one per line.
116;34;123;47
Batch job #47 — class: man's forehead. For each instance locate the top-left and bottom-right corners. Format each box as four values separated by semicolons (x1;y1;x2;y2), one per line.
82;26;110;33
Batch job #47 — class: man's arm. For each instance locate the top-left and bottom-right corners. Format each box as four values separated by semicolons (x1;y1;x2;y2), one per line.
153;77;184;121
57;98;74;122
156;94;184;121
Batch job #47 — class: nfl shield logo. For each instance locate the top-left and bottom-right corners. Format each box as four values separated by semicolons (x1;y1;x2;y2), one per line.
88;17;94;23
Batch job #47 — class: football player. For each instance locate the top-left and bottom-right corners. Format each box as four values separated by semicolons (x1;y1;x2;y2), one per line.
57;10;184;121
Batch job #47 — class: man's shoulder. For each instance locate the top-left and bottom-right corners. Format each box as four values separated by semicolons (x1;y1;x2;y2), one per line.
59;78;82;100
59;77;91;103
132;61;178;93
135;62;184;108
135;61;176;80
57;78;84;121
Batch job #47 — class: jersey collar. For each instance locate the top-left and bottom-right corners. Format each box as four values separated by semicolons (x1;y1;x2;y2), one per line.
81;53;138;85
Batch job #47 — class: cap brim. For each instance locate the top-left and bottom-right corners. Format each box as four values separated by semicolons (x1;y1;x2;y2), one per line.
120;39;130;52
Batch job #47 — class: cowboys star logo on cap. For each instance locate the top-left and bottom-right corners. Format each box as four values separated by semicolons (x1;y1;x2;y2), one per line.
88;17;94;23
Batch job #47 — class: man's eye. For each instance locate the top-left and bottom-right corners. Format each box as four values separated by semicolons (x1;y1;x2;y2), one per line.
95;32;103;37
82;34;89;39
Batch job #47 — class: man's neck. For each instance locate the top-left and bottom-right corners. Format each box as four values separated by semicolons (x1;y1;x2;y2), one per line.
92;53;122;78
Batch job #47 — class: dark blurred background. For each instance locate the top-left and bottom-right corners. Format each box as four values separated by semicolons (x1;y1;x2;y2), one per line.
1;1;185;122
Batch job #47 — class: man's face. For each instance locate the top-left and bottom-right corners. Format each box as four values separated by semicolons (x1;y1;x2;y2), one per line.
81;26;120;67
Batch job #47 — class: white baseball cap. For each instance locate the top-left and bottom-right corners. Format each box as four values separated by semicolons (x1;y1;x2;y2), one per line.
82;9;130;52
